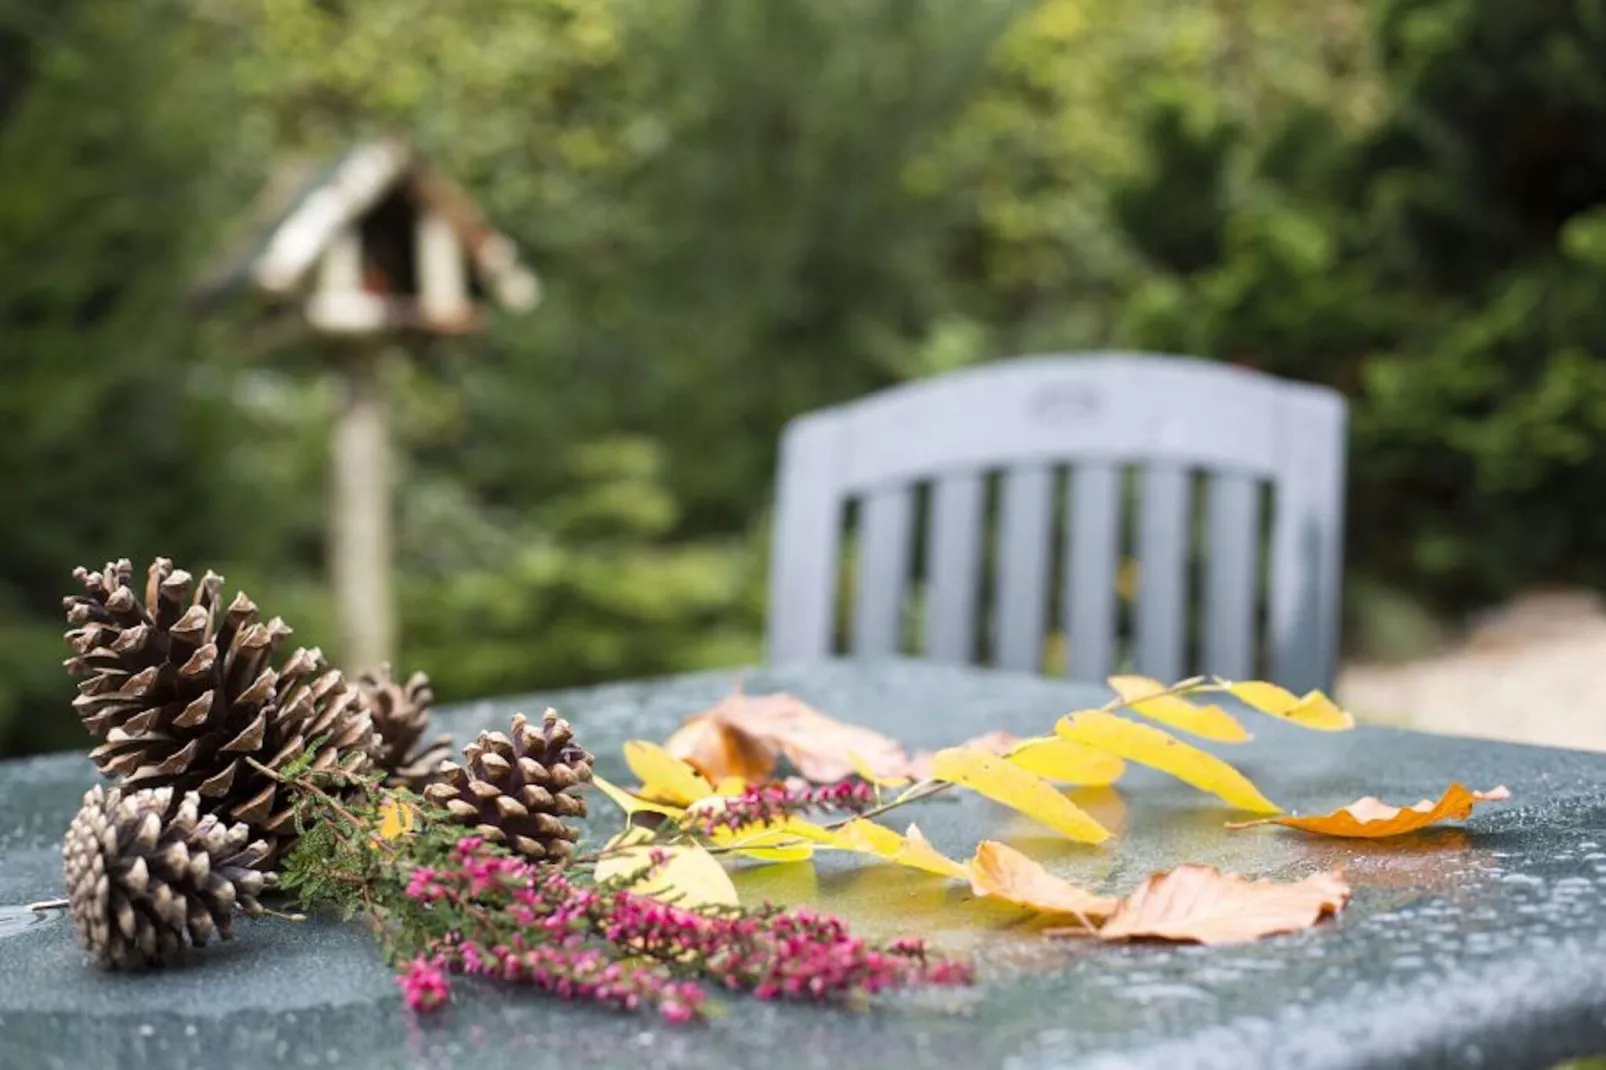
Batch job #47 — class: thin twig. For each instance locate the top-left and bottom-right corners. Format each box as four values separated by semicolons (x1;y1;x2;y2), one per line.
27;898;68;913
245;757;397;857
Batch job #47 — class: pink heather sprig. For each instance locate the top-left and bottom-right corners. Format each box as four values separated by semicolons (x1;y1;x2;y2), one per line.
394;836;969;1022
693;779;876;835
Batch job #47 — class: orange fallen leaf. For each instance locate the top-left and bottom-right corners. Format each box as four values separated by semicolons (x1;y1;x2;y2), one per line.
1090;864;1351;945
1226;784;1511;838
663;714;778;783
672;682;923;784
966;841;1117;925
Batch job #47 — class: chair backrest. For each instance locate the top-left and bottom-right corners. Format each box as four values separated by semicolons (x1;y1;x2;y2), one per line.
764;352;1347;692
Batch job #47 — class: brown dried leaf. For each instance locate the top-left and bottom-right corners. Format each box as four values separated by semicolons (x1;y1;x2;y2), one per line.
1226;784;1511;839
674;683;922;784
966;841;1117;925
1089;864;1351;945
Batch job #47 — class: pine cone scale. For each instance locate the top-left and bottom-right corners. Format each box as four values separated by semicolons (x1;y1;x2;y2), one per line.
355;664;453;791
424;711;593;864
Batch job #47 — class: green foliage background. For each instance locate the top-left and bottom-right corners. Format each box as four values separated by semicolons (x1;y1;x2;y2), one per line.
3;0;1603;756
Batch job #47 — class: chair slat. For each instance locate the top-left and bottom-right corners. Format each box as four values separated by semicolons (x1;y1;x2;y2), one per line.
1135;465;1190;683
1269;391;1349;691
766;416;844;663
924;472;985;662
851;485;914;657
1204;473;1259;680
1065;463;1121;681
994;465;1054;673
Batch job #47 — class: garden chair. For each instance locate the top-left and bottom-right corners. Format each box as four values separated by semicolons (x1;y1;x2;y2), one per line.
764;352;1348;692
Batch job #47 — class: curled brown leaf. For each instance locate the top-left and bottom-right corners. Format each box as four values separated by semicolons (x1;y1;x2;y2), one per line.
667;682;924;784
1082;864;1351;945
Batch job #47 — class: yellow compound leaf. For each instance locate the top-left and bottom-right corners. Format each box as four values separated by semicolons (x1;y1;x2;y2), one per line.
622;740;715;806
595;827;739;908
708;821;818;863
377;796;417;841
1005;736;1126;786
966;841;1117;924
929;747;1112;844
1055;712;1281;815
591;774;687;819
1224;681;1355;731
830;819;968;879
900;825;969;880
1228;784;1511;838
1107;675;1249;742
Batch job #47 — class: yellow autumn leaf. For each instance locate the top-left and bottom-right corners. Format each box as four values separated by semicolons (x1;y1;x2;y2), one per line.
595;827;739;908
1223;681;1355;731
929;747;1112;844
622;740;716;805
377;796;417;841
1005;736;1126;786
591;774;687;819
708;822;817;863
830;819;968;879
1107;675;1249;742
1055;712;1281;814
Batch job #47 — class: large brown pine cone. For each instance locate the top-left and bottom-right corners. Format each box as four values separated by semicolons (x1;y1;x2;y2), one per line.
355;664;453;790
62;785;273;971
63;558;380;861
423;711;593;863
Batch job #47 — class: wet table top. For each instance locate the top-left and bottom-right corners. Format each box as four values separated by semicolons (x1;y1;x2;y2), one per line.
2;659;1605;1070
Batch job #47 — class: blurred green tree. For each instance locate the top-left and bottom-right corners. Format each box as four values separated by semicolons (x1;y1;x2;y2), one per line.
7;0;1606;757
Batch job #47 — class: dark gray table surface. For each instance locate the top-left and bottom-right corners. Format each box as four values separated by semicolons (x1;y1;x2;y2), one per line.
2;659;1605;1070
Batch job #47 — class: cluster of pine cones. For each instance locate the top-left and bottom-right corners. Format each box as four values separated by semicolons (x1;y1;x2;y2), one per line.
58;558;594;971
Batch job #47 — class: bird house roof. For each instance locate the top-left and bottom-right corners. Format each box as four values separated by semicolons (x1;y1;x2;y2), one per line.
192;138;539;315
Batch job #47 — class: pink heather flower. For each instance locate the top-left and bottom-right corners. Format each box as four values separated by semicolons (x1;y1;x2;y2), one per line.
390;837;967;1025
695;780;876;835
398;955;451;1012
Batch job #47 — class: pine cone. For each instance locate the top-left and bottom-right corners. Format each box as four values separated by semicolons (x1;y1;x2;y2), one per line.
356;664;453;790
63;558;380;861
423;711;594;863
62;785;273;971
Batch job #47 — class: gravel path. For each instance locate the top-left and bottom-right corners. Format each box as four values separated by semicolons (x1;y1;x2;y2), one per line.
1337;591;1606;753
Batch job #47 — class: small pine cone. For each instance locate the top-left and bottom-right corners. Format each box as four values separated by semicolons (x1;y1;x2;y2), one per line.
356;664;453;790
63;558;380;862
423;711;594;863
62;785;273;971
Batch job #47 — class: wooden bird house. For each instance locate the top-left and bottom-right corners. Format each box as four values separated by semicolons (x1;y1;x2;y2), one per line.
195;137;539;335
194;138;539;674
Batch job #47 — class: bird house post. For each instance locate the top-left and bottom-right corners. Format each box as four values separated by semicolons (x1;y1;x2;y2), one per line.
193;139;539;673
